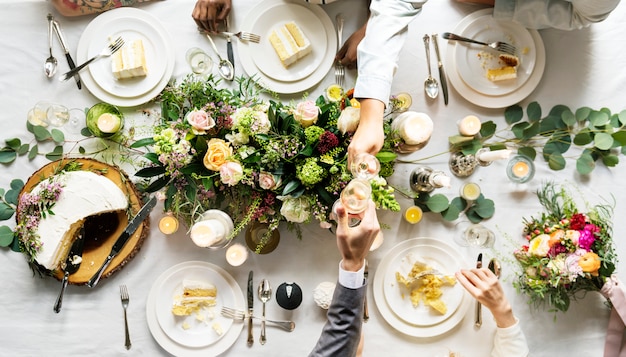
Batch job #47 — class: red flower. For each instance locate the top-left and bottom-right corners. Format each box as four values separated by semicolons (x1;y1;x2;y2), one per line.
317;131;339;154
570;213;586;230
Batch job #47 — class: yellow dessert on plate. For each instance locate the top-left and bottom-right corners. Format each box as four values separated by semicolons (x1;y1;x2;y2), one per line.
269;21;312;68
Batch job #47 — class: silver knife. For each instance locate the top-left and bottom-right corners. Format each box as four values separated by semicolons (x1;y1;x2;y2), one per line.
363;260;369;322
247;270;254;346
475;252;483;327
87;196;157;288
54;226;85;313
225;17;235;75
432;34;448;105
52;19;81;90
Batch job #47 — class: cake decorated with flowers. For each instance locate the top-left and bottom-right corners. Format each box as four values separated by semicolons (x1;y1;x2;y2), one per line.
16;158;147;284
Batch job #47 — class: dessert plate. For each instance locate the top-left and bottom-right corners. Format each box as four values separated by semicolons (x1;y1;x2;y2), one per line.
373;237;471;338
446;9;545;108
87;16;167;98
155;262;235;348
147;261;245;356
77;8;175;107
238;0;336;94
383;245;464;327
454;13;536;96
251;5;327;82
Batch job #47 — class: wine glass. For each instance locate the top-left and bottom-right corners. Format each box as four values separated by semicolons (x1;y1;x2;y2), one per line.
66;108;86;134
331;178;372;227
455;223;495;248
350;153;380;180
186;47;213;75
46;103;70;127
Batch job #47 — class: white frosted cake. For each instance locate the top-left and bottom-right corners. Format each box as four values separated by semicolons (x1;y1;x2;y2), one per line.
171;279;218;316
30;171;128;270
112;39;148;80
269;21;312;68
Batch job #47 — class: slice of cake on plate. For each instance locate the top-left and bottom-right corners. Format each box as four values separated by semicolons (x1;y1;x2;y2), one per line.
487;54;519;82
112;38;148;80
268;21;312;68
171;279;218;316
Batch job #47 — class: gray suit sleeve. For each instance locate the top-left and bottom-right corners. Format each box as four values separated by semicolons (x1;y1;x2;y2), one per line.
309;283;367;357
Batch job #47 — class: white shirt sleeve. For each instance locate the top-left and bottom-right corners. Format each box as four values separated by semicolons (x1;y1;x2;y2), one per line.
491;318;530;357
494;0;621;30
337;260;366;289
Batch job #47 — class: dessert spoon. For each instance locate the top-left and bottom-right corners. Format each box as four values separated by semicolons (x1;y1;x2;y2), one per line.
44;14;58;78
205;33;234;81
258;279;272;345
422;34;439;99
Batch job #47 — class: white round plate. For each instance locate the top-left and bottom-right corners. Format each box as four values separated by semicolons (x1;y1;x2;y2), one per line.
383;245;464;327
454;13;536;96
238;0;337;94
146;261;245;356
154;263;235;347
87;16;167;98
76;8;175;107
251;5;326;82
373;237;471;338
445;9;545;108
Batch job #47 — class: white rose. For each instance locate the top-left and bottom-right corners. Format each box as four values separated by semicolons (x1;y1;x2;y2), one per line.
280;196;311;223
337;106;360;134
528;234;551;257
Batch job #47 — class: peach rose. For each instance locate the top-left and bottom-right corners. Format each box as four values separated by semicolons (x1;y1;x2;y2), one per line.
220;161;243;186
185;109;215;134
258;172;281;190
203;138;233;171
579;252;601;276
294;100;319;128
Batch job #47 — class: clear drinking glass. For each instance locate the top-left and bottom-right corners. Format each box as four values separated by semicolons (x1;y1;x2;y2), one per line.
457;223;495;248
27;101;52;127
46;103;70;127
340;178;372;214
186;47;213;75
350;153;380;180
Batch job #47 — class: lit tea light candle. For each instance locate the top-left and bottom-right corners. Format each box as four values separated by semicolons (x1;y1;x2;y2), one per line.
460;182;481;201
190;218;226;248
158;215;179;235
478;149;512;163
457;115;481;136
512;161;530;178
370;231;384;251
404;205;423;224
506;155;535;183
226;243;249;266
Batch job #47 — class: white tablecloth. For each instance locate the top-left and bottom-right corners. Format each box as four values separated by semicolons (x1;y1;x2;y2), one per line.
1;0;625;356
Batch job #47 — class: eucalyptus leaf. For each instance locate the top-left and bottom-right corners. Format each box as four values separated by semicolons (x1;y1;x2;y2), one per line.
282;180;301;196
547;153;566;170
441;204;461;221
33;126;52;141
51;129;65;143
602;154;619;167
466;209;483;223
511;122;530;139
574;129;593;146
561;108;576;126
10;179;23;191
79;146;85;154
618;110;626;126
460;140;482;156
0;150;16;164
473;198;495;219
594;132;614;150
5;188;19;205
450;196;466;212
589;110;610;127
479;121;496;138
518;147;536;160
426;194;449;213
576;107;592;122
0;202;14;221
448;135;475;146
576;153;595;175
44;145;64;161
28;145;38;160
613;130;626;146
5;138;21;150
17;144;29;155
0;226;14;247
504;105;523;124
527;102;542;122
522;121;541;139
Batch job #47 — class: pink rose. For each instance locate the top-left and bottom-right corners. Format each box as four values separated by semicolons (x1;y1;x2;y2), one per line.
258;172;281;190
185;109;216;134
219;161;243;186
294;100;320;128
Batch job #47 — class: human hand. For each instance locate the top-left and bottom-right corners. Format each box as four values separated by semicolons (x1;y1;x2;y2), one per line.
335;200;379;272
336;22;367;69
347;99;385;169
455;268;516;328
192;0;232;33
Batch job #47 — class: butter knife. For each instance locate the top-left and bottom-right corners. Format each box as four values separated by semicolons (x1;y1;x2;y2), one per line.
225;17;235;75
247;271;254;346
54;226;85;313
475;252;483;327
87;196;157;288
363;260;369;322
52;20;81;90
432;34;448;105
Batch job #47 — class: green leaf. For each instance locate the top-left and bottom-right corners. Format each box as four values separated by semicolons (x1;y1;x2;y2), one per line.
144;152;160;164
282;180;301;196
448;135;475;146
511;122;530;139
425;194;449;213
547;153;566;170
441;204;461;221
0;149;16;164
574;128;593;146
460;140;482;156
602;154;619;167
522;121;541;139
5;188;20;206
576;152;595;175
80;127;92;137
612;130;626;146
44;145;64;161
466;208;483;223
449;196;466;212
518;147;536;160
17;144;29;155
33;126;52;141
576;107;592;123
589;110;610;127
79;146;85;154
527;102;542;122
546;130;571;153
594;132;614;150
504;105;523;125
28;145;38;160
0;226;14;247
51;129;65;143
560;108;576;126
5;138;21;150
10;179;24;191
479;121;496;138
375;151;397;163
473;198;495;219
618;110;626;126
0;202;14;221
135;166;166;177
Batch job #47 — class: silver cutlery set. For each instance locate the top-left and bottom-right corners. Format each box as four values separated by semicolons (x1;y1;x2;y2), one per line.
198;27;261;81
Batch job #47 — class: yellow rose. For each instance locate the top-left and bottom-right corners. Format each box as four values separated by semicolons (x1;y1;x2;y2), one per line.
579;252;601;276
203;138;233;171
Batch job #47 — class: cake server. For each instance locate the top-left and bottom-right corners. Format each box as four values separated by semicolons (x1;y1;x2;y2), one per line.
52;19;81;89
54;226;85;313
87;195;157;288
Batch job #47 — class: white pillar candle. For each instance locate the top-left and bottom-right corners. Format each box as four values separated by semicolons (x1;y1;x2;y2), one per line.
457;115;481;136
392;112;433;145
226;243;249;266
478;149;512;162
190;218;226;247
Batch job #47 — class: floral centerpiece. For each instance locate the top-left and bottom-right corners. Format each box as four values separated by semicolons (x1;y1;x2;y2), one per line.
133;75;401;250
513;182;618;312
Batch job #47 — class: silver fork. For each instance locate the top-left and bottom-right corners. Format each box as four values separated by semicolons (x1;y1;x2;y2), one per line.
205;30;261;43
120;285;131;350
60;36;124;81
334;14;345;88
442;32;516;56
221;306;295;332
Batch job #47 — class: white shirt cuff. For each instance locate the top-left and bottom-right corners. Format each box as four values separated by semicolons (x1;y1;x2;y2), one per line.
338;260;366;289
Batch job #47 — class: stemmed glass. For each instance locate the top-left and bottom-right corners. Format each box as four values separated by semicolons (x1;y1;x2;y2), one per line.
350;152;381;179
331;178;372;226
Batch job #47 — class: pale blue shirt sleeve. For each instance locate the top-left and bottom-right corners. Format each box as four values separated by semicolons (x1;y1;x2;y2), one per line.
493;0;621;30
353;0;426;103
491;318;530;357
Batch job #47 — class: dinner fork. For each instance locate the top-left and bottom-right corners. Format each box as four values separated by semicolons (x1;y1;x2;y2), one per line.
200;29;261;43
442;32;517;56
120;285;131;350
221;306;295;332
334;13;345;88
60;36;124;81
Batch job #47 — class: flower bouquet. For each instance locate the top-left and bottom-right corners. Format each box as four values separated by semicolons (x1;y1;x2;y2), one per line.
134;75;401;250
514;182;618;312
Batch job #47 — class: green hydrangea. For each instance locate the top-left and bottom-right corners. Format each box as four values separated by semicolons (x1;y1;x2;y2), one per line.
296;158;326;187
304;125;325;145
